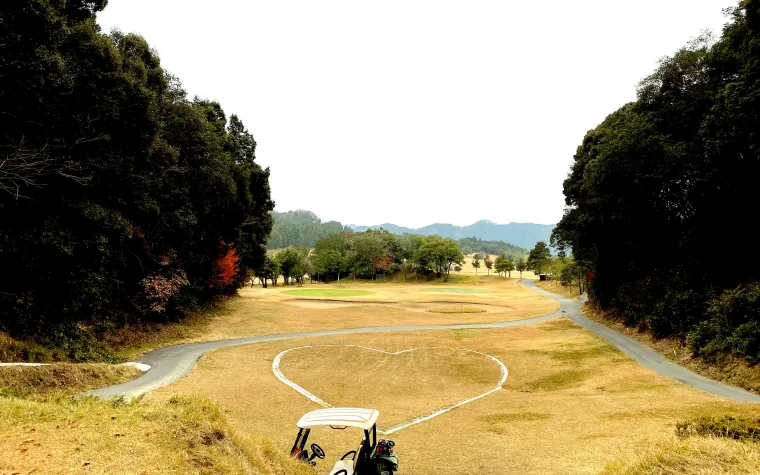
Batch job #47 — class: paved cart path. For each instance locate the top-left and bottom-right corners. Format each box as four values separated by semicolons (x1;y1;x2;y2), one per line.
89;281;760;403
522;279;760;403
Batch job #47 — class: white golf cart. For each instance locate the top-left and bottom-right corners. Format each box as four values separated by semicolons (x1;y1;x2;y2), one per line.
290;407;380;475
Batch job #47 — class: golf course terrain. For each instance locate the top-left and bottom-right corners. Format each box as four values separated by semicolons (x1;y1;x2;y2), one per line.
5;276;757;474
5;1;760;473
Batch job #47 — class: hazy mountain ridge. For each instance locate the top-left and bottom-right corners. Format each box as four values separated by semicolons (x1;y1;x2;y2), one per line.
347;220;554;250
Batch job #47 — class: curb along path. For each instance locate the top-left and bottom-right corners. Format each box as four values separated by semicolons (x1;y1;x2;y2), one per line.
89;281;760;403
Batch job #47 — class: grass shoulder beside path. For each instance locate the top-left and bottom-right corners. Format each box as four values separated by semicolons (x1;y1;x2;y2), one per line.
0;393;315;475
0;364;141;398
0;361;312;474
584;304;760;394
534;279;584;301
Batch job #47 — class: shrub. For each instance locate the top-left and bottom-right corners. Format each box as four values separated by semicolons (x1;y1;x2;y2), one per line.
690;283;760;361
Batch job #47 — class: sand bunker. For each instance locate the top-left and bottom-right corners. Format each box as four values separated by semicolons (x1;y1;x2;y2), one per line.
284;299;511;313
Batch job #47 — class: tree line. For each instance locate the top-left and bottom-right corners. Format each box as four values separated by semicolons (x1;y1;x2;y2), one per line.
0;1;273;356
255;230;467;285
551;1;760;361
266;210;532;259
257;229;538;286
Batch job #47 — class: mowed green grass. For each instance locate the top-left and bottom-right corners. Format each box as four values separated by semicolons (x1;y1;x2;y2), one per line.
282;289;375;297
421;288;491;294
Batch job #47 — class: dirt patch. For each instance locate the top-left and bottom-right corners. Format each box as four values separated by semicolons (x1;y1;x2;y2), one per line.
427;306;487;314
283;299;511;314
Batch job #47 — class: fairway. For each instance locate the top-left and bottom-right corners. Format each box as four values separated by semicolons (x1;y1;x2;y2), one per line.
281;289;375;297
142;277;760;474
149;316;760;474
421;287;491;294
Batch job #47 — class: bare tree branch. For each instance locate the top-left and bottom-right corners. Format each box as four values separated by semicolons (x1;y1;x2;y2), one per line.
0;136;98;200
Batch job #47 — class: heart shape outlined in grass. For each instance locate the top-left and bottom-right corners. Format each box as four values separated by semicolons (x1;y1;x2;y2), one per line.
272;345;508;434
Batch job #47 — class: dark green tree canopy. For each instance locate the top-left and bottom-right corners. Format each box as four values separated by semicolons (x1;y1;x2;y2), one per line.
552;1;760;359
0;1;274;348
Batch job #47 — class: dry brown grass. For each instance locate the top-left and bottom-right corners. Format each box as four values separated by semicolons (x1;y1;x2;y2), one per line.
426;305;487;314
583;304;760;394
188;278;558;344
278;346;502;428
601;436;760;474
0;364;141;398
84;277;557;362
0;277;561;474
0;394;316;475
535;279;584;301
146;314;760;474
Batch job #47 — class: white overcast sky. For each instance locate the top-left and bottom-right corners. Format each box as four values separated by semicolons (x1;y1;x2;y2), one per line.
98;1;735;228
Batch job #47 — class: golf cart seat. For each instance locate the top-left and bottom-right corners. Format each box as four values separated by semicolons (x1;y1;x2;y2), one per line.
329;439;364;475
329;460;353;475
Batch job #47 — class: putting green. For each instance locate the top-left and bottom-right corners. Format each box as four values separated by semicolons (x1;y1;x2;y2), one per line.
421;288;491;294
282;289;375;297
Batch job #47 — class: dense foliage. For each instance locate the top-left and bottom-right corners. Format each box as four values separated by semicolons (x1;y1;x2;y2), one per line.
0;1;274;350
458;237;526;261
552;1;760;360
267;210;346;249
298;230;463;282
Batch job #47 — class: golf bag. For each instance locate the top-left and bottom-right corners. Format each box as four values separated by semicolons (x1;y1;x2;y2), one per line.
369;439;398;474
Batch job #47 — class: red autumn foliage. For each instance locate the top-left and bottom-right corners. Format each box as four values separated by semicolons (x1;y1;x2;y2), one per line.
212;241;240;288
374;253;393;272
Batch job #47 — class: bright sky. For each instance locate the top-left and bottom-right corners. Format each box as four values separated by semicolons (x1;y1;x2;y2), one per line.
98;1;735;228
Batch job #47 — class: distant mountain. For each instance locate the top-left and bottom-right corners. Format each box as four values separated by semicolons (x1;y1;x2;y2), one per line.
347;220;554;251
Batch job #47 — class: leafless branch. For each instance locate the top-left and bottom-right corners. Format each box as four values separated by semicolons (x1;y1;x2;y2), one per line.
0;136;99;200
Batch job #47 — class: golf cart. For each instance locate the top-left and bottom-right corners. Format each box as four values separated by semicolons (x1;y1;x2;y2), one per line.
290;407;397;475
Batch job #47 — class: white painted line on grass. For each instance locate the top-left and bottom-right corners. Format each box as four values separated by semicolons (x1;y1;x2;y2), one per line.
271;345;508;434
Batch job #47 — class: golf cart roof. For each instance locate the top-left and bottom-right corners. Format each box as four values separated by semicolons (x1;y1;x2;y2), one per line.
297;408;379;430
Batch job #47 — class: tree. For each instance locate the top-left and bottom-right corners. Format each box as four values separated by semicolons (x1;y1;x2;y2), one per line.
526;242;551;275
551;2;760;360
313;249;347;282
516;258;527;279
276;247;306;285
496;257;515;278
345;230;395;279
454;265;462;273
472;254;481;275
414;235;463;282
211;242;241;290
0;2;274;347
291;253;313;286
256;255;280;288
484;254;493;275
560;259;586;296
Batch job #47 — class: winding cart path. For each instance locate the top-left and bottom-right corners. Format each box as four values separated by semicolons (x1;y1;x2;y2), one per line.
89;280;760;403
